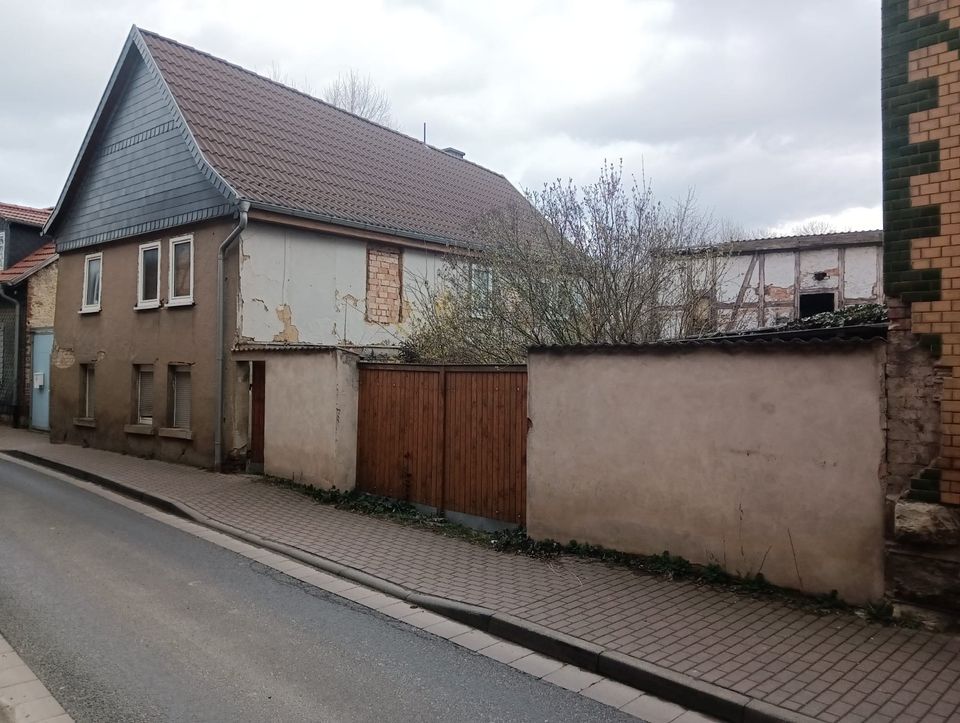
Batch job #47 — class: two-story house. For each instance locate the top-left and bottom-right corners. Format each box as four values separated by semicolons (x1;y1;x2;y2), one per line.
44;26;527;471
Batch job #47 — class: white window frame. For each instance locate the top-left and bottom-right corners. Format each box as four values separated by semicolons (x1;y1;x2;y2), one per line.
136;241;162;310
81;252;102;313
0;231;6;270
168;234;194;306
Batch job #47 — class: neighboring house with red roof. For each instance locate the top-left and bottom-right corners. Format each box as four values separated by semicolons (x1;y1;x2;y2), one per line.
43;26;528;474
0;204;56;430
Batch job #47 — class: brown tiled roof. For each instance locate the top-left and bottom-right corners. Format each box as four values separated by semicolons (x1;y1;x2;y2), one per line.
139;30;527;246
0;202;52;228
0;242;57;285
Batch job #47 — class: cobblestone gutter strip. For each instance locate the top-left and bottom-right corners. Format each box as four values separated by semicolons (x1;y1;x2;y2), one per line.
0;631;72;723
3;450;816;723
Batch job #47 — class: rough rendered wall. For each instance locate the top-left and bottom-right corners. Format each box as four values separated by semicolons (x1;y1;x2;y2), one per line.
526;345;887;604
243;350;358;489
882;0;960;504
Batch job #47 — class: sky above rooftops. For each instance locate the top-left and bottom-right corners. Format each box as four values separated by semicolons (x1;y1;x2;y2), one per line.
0;0;880;235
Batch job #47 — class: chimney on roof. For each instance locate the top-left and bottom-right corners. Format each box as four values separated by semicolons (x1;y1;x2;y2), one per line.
442;147;466;159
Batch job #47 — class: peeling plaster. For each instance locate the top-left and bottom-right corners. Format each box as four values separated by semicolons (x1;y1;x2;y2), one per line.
272;304;301;343
764;284;795;302
52;345;76;369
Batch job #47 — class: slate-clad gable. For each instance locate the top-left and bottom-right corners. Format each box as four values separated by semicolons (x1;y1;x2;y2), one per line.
54;49;232;252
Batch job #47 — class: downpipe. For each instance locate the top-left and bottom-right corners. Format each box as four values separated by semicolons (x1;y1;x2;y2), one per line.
0;284;20;427
214;201;250;471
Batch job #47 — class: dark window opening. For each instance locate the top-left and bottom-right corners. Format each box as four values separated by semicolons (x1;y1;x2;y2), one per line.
799;292;835;318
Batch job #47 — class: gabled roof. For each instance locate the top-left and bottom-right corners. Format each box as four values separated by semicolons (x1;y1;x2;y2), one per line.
0;242;57;285
0;203;52;228
46;26;528;248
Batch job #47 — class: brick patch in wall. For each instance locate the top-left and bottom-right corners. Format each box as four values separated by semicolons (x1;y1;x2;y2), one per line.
365;245;402;325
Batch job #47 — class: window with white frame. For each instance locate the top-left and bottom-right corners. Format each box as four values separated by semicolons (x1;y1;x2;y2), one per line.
136;366;154;424
80;364;95;418
169;235;194;305
170;366;192;429
82;253;102;312
137;242;161;309
0;231;6;270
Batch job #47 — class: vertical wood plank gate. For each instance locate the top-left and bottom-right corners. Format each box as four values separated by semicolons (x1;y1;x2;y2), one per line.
356;364;527;525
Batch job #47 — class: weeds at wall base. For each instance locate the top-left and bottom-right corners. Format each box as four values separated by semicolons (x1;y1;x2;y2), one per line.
264;477;919;627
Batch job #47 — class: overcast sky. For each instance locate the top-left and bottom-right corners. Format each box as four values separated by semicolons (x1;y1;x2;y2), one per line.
0;0;881;234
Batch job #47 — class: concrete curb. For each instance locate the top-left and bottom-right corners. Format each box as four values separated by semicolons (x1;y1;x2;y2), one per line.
3;450;819;723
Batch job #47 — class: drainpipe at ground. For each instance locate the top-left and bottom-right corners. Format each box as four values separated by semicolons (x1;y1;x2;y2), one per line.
215;201;250;471
0;283;21;428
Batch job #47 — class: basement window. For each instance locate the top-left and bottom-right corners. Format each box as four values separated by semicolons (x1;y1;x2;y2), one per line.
137;242;161;309
136;366;154;425
799;292;835;318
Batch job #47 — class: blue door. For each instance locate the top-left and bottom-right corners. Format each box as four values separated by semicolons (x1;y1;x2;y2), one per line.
31;331;52;430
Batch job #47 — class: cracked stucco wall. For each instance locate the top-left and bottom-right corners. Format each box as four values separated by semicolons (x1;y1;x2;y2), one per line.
238;221;442;347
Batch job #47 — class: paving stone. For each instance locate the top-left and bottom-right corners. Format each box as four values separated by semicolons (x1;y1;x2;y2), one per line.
0;665;35;689
357;592;406;611
542;665;602;692
449;630;499;652
620;694;687;722
377;601;420;620
479;641;530;665
424;620;473;640
402;611;447;629
581;678;641;708
509;653;565;679
673;711;721;723
7;695;65;722
0;679;50;707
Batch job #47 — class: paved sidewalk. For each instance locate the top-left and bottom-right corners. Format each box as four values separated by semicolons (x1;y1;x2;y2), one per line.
3;429;960;723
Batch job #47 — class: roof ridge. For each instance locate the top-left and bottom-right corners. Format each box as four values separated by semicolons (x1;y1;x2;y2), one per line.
135;27;511;183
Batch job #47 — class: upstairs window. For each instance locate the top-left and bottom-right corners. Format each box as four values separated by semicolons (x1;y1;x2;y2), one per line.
799;292;835;318
137;242;161;309
82;253;102;313
0;231;6;270
169;235;194;305
470;264;493;318
137;366;154;425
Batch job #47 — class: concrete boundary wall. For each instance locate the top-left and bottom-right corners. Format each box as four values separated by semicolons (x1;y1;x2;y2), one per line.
233;348;359;490
526;341;887;603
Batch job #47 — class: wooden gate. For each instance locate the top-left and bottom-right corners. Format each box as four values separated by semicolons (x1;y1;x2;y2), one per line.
356;364;527;525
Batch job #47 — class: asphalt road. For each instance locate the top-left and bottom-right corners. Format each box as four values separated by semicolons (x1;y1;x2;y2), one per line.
0;458;635;722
